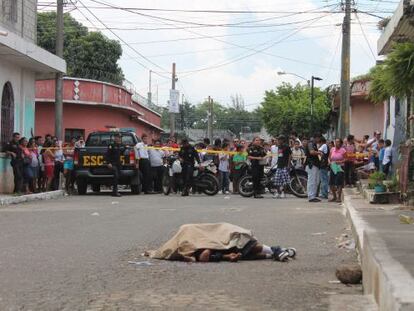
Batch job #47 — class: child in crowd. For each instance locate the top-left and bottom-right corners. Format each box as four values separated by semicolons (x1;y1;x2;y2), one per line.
219;143;230;194
382;140;392;177
377;139;385;172
231;145;247;194
291;140;305;169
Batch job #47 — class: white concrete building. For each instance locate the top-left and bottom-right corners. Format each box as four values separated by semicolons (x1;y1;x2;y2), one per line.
0;0;66;193
378;0;414;149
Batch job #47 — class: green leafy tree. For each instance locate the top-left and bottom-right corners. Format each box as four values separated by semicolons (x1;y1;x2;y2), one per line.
37;12;124;85
260;83;330;137
161;95;262;135
368;64;392;104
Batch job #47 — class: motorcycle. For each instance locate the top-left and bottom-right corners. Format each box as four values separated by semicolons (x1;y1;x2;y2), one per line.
238;162;308;198
162;155;219;196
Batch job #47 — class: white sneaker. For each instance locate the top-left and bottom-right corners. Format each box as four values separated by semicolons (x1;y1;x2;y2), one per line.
273;193;280;199
280;192;286;199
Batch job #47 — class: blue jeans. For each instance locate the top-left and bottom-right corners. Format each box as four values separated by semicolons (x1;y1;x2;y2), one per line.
220;171;230;192
319;168;329;198
306;165;320;200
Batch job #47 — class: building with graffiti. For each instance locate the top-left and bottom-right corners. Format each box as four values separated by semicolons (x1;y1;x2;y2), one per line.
0;0;66;193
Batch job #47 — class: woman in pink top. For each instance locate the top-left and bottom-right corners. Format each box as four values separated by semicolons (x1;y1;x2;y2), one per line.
329;138;346;202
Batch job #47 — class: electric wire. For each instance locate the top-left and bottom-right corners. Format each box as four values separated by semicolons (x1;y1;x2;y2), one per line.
76;0;170;76
355;12;377;60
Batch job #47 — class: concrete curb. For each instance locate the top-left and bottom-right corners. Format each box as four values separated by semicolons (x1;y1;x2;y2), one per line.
343;189;414;311
0;190;65;206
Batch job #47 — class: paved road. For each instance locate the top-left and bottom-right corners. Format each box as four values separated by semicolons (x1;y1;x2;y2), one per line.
0;192;363;310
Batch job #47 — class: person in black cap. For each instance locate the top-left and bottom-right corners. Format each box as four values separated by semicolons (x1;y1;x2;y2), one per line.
178;139;200;196
106;133;124;197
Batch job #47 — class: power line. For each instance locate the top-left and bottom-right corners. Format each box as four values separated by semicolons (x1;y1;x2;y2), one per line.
177;12;336;75
87;0;341;30
75;0;169;75
355;12;377;61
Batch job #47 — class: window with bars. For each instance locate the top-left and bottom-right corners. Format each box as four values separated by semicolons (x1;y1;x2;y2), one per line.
1;82;15;151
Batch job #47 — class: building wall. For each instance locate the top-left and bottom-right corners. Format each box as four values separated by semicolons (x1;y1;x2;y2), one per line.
384;96;408;173
35;102;160;142
36;79;162;128
0;0;37;42
0;57;36;193
350;98;384;138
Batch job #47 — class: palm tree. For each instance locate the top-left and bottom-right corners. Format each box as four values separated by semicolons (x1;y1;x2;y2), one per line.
369;42;414;137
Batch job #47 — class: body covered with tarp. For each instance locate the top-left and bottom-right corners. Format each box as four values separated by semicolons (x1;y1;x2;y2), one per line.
146;223;257;260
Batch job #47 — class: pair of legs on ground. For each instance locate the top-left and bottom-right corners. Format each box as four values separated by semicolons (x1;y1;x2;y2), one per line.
330;170;344;202
185;243;296;263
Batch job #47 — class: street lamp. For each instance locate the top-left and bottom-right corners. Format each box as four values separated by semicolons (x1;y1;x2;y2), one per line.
277;71;323;134
310;76;323;134
277;71;310;86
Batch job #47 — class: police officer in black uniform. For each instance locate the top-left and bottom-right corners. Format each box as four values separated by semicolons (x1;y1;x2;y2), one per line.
178;139;200;196
247;136;267;199
5;132;23;194
106;133;124;197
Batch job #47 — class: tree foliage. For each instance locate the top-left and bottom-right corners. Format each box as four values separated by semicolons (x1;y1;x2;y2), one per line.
368;42;414;102
37;12;124;85
161;95;262;135
260;83;330;137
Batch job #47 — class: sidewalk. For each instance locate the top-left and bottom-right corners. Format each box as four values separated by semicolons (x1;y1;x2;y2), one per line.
343;188;414;311
0;190;65;206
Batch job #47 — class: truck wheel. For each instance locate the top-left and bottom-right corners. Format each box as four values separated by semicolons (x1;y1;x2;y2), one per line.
131;184;141;195
77;179;88;195
92;184;100;193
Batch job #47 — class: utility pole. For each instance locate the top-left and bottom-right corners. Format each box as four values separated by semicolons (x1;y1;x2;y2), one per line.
181;94;185;130
339;0;351;138
55;0;64;141
207;96;213;142
147;70;152;106
170;63;176;138
310;76;323;135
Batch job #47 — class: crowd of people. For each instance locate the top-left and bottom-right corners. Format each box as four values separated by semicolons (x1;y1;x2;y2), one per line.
5;132;85;195
5;130;393;202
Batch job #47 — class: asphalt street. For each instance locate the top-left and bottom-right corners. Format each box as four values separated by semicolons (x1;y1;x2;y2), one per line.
0;192;364;311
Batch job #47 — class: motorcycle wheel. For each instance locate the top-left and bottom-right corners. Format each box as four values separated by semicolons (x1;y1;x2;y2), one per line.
238;175;254;197
201;174;219;196
289;174;308;198
162;171;171;195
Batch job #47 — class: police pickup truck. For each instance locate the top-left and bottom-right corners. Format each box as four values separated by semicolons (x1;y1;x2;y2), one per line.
74;131;141;195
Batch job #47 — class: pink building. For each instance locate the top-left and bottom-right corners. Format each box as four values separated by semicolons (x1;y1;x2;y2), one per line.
332;79;384;139
35;77;163;142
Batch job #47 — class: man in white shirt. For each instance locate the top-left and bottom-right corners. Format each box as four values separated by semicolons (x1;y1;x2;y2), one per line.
270;138;279;167
318;137;329;199
135;134;153;194
148;140;165;193
367;131;381;150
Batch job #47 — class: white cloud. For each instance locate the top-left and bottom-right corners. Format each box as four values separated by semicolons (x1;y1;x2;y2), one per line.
60;0;389;109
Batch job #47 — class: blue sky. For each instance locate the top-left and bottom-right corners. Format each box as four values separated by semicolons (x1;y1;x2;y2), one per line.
39;0;398;109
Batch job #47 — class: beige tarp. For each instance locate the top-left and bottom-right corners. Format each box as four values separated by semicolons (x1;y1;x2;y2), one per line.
146;223;256;260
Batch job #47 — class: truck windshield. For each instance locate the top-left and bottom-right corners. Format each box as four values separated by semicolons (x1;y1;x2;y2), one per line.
86;133;136;146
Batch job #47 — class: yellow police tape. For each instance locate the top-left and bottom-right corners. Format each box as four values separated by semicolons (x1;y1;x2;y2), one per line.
144;146;239;155
145;146;370;159
26;145;370;159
